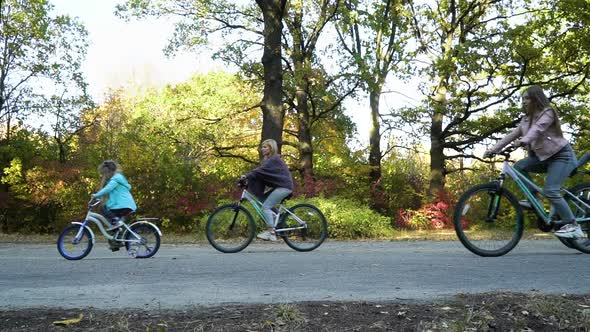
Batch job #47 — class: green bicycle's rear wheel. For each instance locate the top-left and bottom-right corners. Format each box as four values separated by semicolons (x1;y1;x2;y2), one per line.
453;183;524;257
206;204;256;253
279;204;328;252
563;182;590;254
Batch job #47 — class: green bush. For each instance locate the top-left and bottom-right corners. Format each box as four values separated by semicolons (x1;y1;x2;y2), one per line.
289;196;395;239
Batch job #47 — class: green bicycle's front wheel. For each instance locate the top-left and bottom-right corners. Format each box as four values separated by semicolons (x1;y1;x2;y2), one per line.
453;183;524;257
206;204;256;253
279;204;328;252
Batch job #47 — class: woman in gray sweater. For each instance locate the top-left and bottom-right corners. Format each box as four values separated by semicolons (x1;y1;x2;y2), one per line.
241;139;294;241
484;85;581;238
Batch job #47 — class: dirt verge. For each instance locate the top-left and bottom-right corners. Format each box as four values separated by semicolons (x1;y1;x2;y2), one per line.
2;292;590;331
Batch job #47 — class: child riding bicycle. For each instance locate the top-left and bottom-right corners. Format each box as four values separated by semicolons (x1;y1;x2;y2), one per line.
484;85;582;238
91;160;137;230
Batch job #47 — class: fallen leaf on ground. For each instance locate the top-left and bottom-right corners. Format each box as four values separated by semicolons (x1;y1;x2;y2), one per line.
52;313;84;326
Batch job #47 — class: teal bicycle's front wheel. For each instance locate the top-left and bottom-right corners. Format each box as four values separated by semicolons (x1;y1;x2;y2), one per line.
279;204;328;252
453;183;524;257
564;182;590;254
206;204;256;253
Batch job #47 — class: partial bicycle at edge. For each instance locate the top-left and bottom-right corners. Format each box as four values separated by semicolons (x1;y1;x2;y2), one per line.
453;145;590;257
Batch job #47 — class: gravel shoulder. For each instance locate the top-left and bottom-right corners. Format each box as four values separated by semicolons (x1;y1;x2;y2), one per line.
2;293;590;331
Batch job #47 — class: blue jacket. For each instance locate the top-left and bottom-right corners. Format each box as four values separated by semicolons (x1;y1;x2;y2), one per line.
93;173;137;211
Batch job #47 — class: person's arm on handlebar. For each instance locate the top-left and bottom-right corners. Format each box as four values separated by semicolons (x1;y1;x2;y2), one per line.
484;126;522;158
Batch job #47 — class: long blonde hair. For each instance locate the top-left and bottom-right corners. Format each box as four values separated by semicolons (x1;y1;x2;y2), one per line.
261;139;278;161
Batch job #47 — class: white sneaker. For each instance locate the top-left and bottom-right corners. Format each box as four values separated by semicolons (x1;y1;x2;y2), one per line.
257;230;277;241
554;223;584;239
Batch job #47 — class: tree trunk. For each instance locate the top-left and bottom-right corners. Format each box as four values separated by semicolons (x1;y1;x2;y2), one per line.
296;86;315;197
368;90;382;183
256;0;287;153
288;2;315;197
428;82;448;197
429;111;445;197
5;113;10;142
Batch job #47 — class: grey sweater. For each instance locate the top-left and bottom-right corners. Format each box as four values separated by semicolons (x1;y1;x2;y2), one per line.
245;154;294;198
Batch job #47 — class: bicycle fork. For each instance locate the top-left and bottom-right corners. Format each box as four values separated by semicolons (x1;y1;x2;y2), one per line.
486;176;505;222
74;214;91;243
229;201;243;231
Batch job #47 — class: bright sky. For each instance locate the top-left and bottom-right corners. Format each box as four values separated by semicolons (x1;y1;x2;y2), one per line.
51;0;221;103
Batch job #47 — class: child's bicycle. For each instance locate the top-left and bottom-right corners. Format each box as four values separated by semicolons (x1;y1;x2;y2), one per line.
57;198;162;260
206;180;328;253
453;145;590;257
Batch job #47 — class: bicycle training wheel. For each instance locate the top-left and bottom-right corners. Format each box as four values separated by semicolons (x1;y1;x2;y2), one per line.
453;183;524;257
564;182;590;254
279;203;328;252
57;224;93;260
125;223;161;258
206;204;256;253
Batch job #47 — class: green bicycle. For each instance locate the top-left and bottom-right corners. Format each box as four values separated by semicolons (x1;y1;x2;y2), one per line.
454;145;590;257
206;182;328;253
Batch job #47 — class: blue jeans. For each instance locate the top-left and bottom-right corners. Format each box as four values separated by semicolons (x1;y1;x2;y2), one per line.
514;144;577;222
262;187;293;227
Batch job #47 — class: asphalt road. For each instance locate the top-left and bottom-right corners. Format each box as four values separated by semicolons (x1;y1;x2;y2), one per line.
1;240;589;310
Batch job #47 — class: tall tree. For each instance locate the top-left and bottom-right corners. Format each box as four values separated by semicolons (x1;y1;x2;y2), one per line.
282;0;358;196
335;0;412;207
117;0;287;154
0;0;88;142
256;0;288;152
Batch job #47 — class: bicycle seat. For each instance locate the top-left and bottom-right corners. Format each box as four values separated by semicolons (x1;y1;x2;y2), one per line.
570;152;590;177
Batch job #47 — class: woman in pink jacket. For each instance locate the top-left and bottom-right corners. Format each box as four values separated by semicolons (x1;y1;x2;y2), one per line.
484;85;581;238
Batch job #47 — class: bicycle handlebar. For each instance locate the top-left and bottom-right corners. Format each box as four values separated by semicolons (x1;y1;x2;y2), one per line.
499;144;519;156
237;176;248;188
88;198;102;208
487;144;519;160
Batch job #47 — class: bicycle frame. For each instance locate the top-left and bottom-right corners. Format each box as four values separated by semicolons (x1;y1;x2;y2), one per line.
73;206;162;244
498;161;590;225
238;189;307;232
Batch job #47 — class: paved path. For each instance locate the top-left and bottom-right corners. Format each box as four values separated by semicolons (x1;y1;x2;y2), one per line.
1;240;589;309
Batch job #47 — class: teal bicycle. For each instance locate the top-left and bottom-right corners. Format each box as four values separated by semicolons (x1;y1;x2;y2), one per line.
454;145;590;257
206;181;328;253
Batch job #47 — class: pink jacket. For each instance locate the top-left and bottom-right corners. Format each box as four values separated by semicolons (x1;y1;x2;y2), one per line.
490;107;568;161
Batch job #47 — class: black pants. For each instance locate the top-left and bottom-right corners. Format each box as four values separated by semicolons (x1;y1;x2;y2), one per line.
102;207;133;221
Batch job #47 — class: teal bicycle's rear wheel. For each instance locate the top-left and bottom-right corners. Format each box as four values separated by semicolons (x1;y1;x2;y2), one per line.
453;183;524;257
564;182;590;254
206;204;256;253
